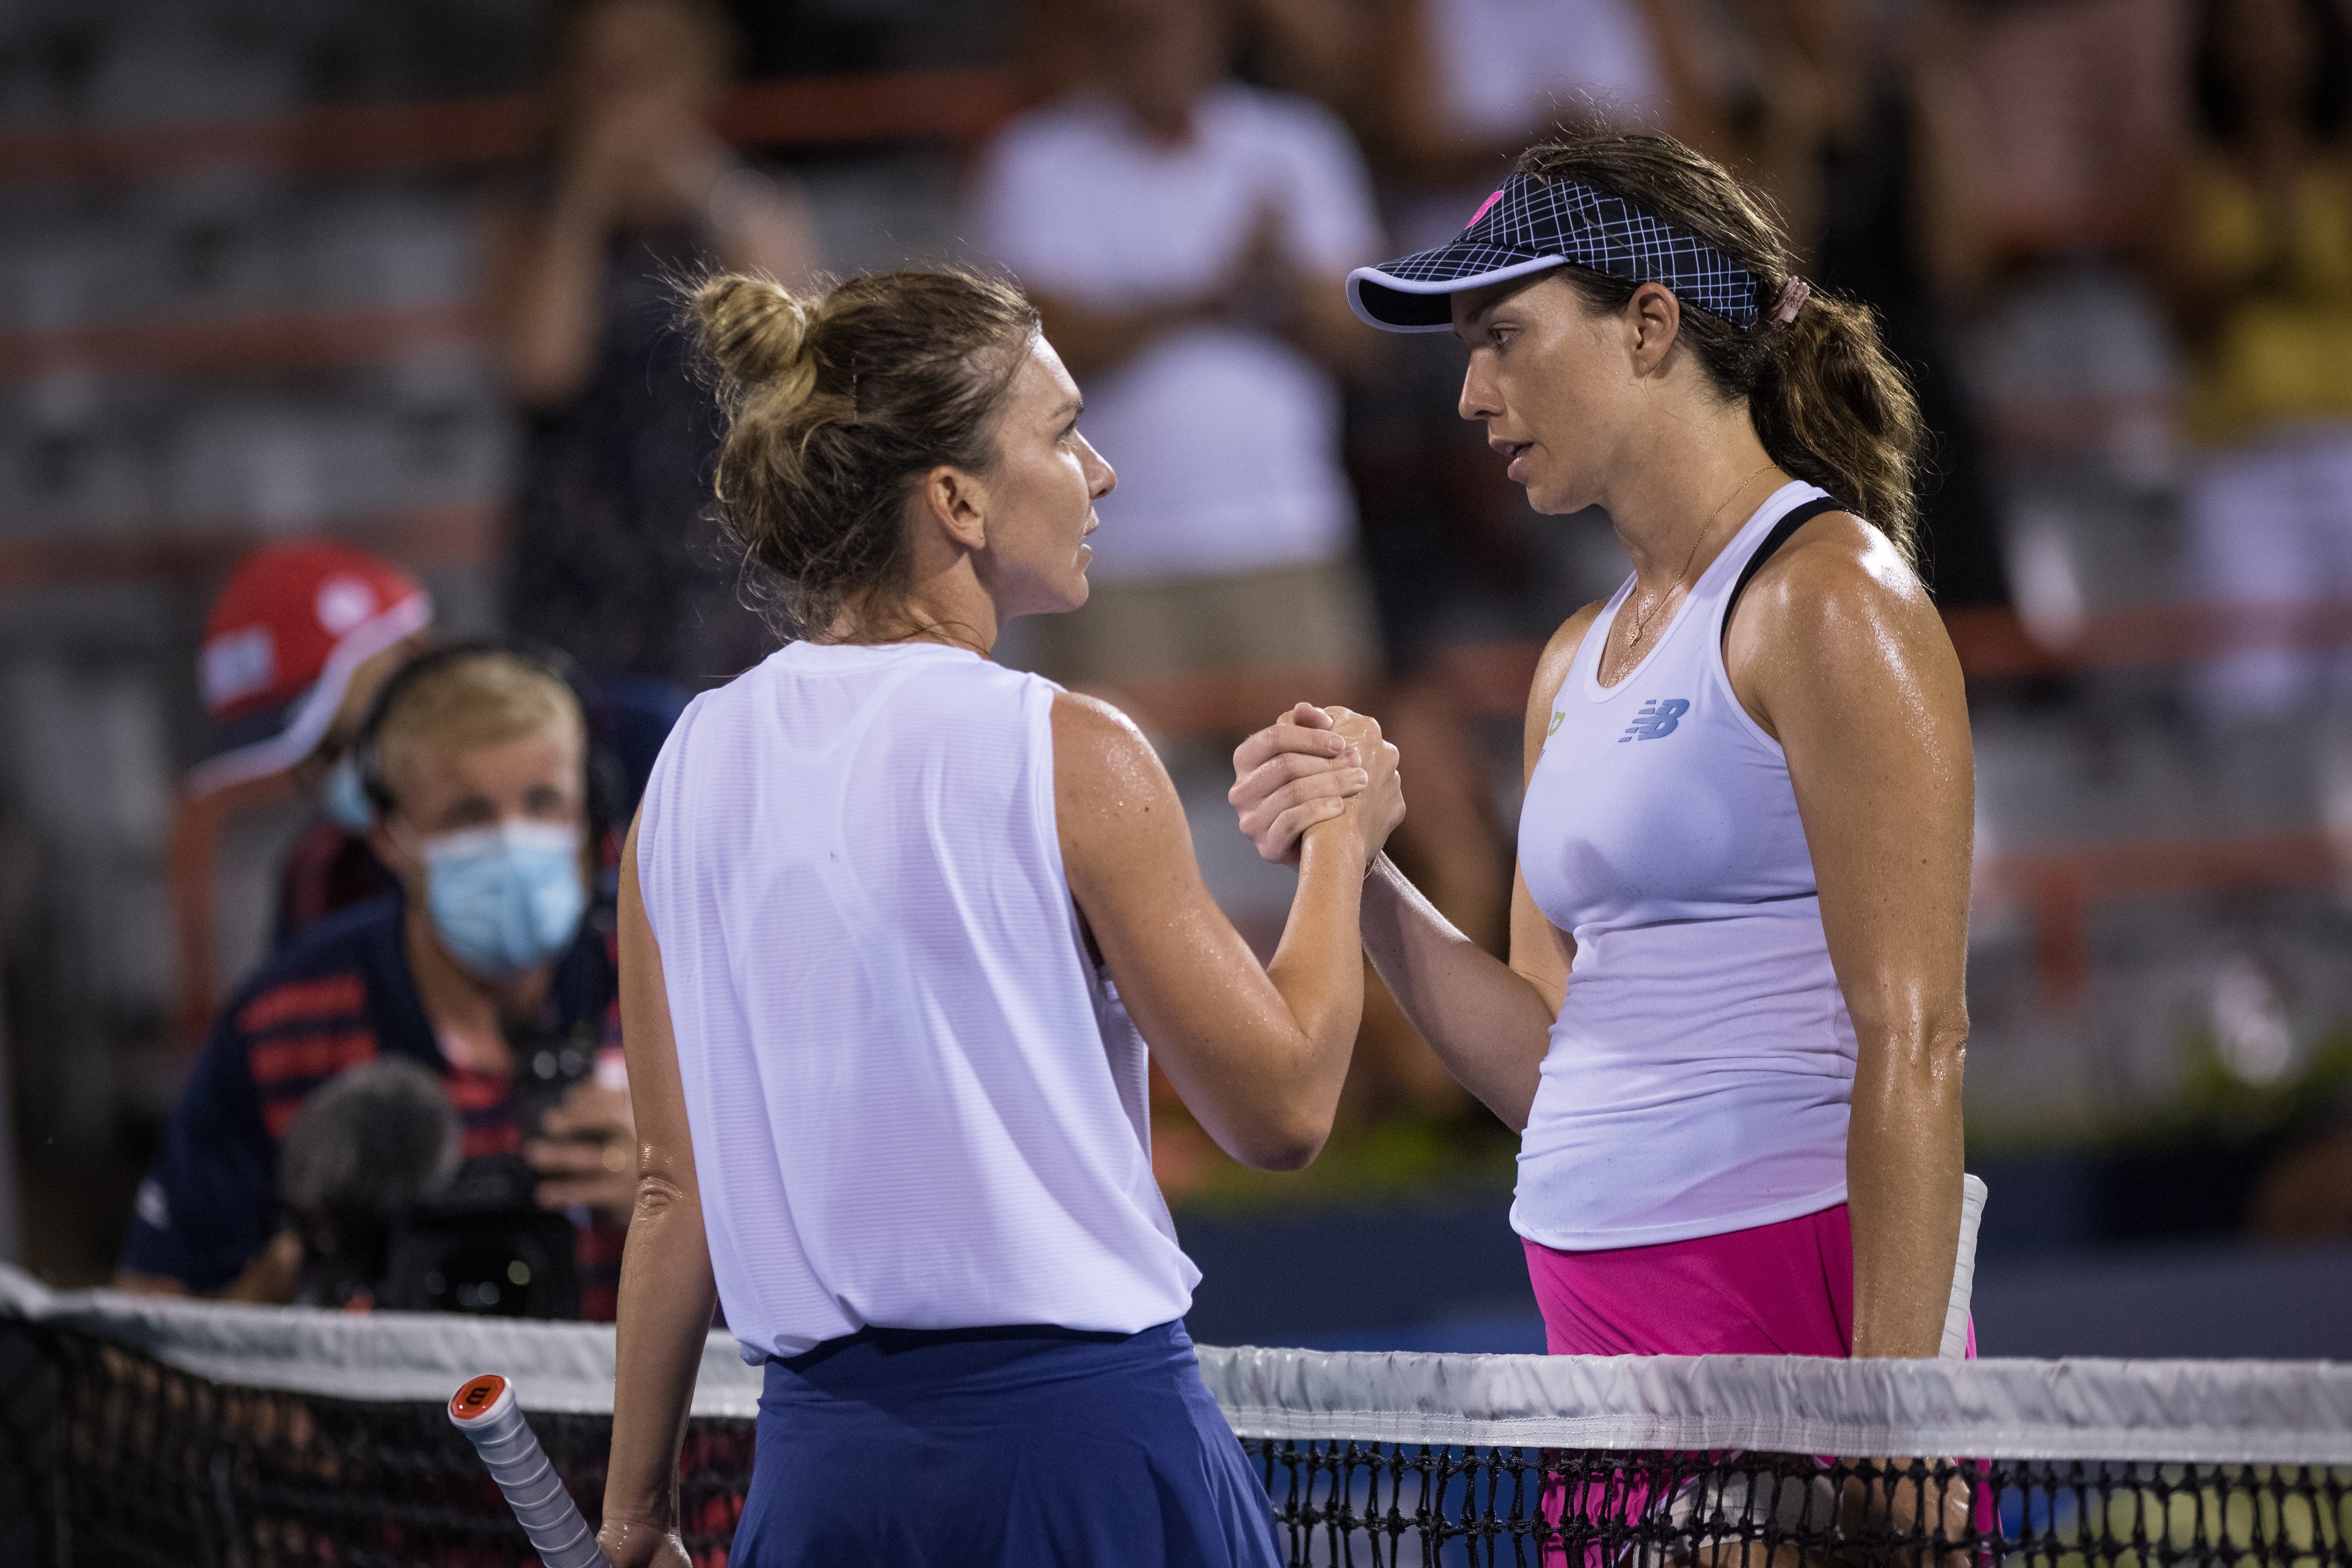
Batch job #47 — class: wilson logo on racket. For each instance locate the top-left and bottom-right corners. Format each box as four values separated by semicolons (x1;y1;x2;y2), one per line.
452;1374;505;1417
1619;698;1689;743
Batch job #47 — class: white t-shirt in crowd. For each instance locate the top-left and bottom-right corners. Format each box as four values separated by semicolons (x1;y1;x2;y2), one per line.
973;83;1384;583
1399;0;1669;250
1428;0;1664;143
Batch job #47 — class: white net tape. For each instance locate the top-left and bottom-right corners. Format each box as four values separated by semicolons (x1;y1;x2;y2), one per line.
7;1263;2350;1463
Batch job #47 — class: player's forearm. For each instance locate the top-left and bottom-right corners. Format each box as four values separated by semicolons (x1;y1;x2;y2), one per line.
1845;1021;1967;1359
603;1175;716;1530
1359;857;1552;1128
1260;824;1370;1121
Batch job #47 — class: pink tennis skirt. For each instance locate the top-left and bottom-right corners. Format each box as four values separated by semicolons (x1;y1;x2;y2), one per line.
1521;1202;1976;1358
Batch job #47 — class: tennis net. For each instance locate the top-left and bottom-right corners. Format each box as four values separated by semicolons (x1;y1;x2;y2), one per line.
4;1263;2349;1567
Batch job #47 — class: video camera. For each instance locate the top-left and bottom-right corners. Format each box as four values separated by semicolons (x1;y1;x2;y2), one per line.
278;1034;603;1319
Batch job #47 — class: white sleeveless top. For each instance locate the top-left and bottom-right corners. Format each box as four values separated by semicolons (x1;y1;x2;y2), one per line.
1515;482;1857;1251
636;641;1198;1361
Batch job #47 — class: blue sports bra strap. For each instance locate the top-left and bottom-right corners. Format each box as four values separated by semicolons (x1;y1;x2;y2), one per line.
1722;496;1847;644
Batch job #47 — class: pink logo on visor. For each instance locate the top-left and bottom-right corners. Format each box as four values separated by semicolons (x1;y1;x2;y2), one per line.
1465;188;1505;229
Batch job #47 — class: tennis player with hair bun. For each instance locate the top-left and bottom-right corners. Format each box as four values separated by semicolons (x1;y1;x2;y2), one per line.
596;268;1401;1567
1234;132;1977;1397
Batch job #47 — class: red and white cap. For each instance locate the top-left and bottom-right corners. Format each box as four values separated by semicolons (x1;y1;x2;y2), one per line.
186;541;432;797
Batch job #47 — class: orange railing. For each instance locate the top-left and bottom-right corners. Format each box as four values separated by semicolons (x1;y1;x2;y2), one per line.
0;68;1018;189
1975;831;2341;1007
1943;600;2352;680
0;69;1024;393
0;303;485;387
0;506;497;596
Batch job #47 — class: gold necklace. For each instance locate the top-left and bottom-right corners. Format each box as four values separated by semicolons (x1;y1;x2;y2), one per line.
1621;462;1778;653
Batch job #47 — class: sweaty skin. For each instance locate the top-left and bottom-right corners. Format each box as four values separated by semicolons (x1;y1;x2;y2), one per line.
596;330;1404;1568
1229;270;1973;1366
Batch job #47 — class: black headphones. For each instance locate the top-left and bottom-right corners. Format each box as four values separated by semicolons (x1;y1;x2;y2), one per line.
352;637;616;849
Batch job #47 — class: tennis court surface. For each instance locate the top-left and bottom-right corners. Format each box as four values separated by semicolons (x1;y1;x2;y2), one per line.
4;1264;2348;1566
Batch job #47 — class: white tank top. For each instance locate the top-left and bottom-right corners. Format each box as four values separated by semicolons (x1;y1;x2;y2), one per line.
1515;482;1858;1251
636;641;1198;1361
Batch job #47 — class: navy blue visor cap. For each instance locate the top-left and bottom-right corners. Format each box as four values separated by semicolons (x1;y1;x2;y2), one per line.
1347;173;1765;334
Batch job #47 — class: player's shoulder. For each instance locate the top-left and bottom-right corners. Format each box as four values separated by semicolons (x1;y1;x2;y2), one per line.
1728;505;1960;704
1050;690;1174;815
1742;506;1935;640
1050;688;1153;761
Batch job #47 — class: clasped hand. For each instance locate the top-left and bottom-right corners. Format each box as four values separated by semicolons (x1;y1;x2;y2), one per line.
1228;703;1405;867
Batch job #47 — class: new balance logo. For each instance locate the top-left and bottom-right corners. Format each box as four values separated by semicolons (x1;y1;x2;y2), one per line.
1619;698;1689;742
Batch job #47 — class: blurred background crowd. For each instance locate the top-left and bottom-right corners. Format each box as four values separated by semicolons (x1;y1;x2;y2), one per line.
4;0;2352;1351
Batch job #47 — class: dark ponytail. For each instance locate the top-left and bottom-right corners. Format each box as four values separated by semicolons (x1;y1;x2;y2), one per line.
1514;133;1926;566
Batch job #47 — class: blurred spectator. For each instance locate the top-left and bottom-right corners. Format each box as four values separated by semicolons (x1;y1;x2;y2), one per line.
1373;0;1720;240
186;542;432;945
1238;0;1725;238
122;648;635;1318
2163;0;2352;720
1733;0;2008;606
973;0;1384;700
486;0;821;695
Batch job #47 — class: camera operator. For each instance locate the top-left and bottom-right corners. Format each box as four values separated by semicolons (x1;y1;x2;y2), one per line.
119;646;637;1318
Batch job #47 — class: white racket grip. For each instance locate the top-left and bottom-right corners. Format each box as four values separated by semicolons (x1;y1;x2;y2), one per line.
1939;1174;1988;1359
449;1375;611;1568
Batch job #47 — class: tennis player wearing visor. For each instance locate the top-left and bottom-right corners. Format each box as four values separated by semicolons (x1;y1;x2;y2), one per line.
1232;132;1976;1379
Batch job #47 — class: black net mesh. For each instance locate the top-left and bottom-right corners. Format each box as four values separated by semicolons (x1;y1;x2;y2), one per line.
3;1315;2348;1567
1250;1440;2352;1566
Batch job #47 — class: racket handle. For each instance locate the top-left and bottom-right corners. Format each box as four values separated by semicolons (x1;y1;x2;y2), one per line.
449;1374;612;1568
1939;1173;1988;1359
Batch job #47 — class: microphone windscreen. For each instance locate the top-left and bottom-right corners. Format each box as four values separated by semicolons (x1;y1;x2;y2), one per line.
279;1056;461;1222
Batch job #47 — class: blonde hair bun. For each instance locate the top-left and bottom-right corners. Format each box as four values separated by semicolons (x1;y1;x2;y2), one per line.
693;274;816;398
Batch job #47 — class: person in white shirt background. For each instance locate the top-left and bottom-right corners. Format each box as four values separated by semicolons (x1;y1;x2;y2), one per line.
972;0;1385;708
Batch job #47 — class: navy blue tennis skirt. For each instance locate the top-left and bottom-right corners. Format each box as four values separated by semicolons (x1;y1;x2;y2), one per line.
728;1318;1282;1567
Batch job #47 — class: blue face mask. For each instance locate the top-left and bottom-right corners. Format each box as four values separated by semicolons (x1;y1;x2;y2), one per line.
318;751;376;834
419;821;587;980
